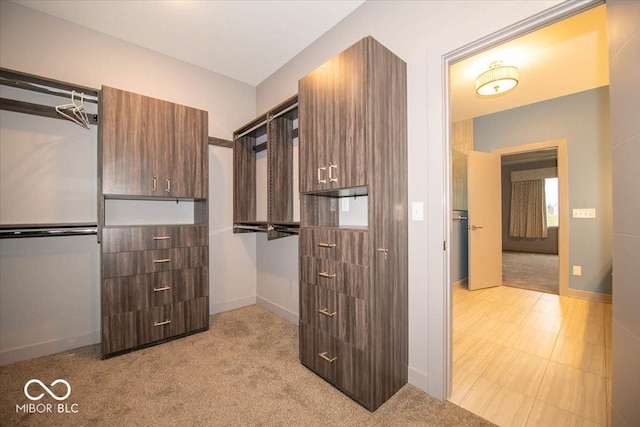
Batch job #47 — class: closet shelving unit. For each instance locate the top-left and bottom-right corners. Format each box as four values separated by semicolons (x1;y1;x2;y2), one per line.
0;67;99;238
233;94;300;240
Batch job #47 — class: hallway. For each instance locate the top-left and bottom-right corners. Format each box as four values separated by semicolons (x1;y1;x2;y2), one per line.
451;283;611;426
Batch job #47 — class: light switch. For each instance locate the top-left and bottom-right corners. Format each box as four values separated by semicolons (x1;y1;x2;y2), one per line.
341;198;350;212
412;202;424;221
573;265;582;276
572;208;596;219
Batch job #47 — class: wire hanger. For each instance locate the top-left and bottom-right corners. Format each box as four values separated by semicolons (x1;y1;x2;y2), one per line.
55;91;90;129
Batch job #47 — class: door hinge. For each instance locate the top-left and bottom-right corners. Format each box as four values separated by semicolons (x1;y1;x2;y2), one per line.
443;240;447;251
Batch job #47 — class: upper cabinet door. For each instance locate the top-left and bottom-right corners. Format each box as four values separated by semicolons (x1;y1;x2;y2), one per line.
101;86;208;198
101;86;156;196
171;104;208;198
299;38;368;193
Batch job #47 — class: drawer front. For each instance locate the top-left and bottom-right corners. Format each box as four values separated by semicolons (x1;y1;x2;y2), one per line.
300;228;368;265
102;225;208;253
102;246;208;278
102;267;208;316
102;302;185;354
301;255;368;300
299;322;370;406
102;297;208;356
300;282;368;350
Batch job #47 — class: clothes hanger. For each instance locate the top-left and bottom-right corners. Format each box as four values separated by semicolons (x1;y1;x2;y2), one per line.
55;91;89;129
73;92;90;128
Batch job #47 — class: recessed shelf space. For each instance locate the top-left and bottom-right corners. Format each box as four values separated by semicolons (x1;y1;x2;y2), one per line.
104;198;207;226
301;192;368;229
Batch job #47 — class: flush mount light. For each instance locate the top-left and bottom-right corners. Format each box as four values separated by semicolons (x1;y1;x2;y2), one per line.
475;60;519;97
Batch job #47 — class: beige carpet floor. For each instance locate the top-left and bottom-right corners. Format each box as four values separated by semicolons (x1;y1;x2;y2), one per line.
1;305;493;426
502;250;559;294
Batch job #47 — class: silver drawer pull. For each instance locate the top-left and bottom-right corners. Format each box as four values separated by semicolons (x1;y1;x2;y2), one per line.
317;272;336;279
166;178;171;193
153;236;171;240
154;319;171;327
317;242;336;248
328;163;338;183
318;352;337;364
153;258;171;263
318;166;327;184
153;177;157;191
318;308;336;318
153;286;171;292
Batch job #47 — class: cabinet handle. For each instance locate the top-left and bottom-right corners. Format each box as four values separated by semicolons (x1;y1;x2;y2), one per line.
166;178;171;193
328;163;338;183
317;243;336;248
152;236;171;240
317;166;327;184
318;352;337;364
318;308;336;318
153;177;157;191
153;286;171;292
153;258;171;263
317;272;336;279
154;319;171;327
377;248;389;261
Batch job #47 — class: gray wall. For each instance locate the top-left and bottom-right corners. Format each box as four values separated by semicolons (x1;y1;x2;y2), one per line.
502;159;559;254
607;1;640;425
0;2;258;365
474;87;612;294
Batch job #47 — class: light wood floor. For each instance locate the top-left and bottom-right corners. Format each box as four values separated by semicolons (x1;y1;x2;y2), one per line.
451;283;611;427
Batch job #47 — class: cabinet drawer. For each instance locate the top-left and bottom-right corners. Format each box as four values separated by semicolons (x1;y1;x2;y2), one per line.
299;322;370;405
300;282;368;350
102;302;185;355
299;228;368;265
102;246;208;278
102;225;207;253
300;255;368;300
102;267;208;316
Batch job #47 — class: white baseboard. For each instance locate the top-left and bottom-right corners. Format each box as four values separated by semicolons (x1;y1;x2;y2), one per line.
210;296;257;315
256;296;299;325
0;331;100;367
408;366;429;393
567;288;612;304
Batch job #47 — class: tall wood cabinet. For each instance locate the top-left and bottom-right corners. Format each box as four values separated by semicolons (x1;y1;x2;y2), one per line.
298;36;407;411
99;86;209;358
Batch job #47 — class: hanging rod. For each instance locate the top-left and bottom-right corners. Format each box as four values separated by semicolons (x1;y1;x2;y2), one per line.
269;102;298;121
0;223;98;239
233;224;268;232
270;226;299;234
235;119;268;140
0;68;99;103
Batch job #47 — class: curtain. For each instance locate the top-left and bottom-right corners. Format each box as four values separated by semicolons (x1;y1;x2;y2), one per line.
509;179;548;238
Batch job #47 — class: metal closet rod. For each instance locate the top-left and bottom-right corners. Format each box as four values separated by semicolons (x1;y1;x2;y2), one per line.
0;68;99;103
234;102;299;140
0;223;98;239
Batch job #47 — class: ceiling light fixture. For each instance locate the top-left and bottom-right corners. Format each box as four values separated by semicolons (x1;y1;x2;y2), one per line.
475;60;519;97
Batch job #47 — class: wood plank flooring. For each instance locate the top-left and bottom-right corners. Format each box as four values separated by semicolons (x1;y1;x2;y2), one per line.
451;283;611;426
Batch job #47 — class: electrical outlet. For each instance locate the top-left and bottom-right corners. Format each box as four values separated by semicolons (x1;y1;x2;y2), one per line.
573;265;582;276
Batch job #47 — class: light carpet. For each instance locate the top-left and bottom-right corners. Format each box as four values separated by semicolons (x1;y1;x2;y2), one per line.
1;305;493;426
502;250;559;294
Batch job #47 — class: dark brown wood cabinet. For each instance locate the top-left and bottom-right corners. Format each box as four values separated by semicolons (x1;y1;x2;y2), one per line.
298;36;407;411
101;86;207;198
99;87;209;358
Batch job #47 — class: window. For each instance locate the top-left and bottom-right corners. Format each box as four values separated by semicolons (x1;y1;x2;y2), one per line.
545;177;558;227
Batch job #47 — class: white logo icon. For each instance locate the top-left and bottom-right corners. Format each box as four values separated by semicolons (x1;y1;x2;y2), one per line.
24;379;71;401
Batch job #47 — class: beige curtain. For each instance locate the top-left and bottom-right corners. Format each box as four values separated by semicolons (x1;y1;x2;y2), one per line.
509;179;548;238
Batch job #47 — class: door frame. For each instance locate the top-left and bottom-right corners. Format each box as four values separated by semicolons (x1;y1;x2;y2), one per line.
491;139;569;297
441;0;605;399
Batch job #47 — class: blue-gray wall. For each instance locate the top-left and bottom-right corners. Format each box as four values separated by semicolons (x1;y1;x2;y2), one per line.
474;87;612;294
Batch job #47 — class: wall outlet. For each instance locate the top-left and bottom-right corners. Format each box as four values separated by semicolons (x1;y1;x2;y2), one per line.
573;265;582;276
412;202;424;221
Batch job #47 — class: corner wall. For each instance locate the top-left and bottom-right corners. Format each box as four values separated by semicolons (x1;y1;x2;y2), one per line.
0;1;257;365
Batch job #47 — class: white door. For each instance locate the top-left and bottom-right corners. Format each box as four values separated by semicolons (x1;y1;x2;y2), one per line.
468;150;502;290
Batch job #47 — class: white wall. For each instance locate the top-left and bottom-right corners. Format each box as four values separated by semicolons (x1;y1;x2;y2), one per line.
255;0;562;398
0;1;257;365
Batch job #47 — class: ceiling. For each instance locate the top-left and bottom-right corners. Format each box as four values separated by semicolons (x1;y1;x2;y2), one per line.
12;0;365;86
450;4;609;122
